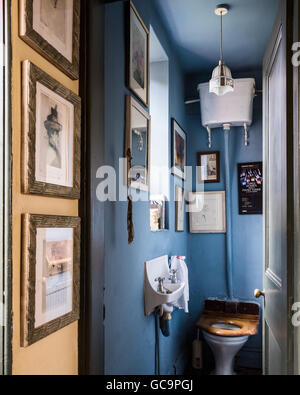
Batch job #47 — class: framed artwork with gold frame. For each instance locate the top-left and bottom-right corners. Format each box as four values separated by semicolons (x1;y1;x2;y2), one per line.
22;61;81;199
21;214;81;347
19;0;81;80
127;0;149;107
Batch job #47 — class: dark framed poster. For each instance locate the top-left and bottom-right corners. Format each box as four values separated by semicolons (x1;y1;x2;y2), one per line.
238;162;263;215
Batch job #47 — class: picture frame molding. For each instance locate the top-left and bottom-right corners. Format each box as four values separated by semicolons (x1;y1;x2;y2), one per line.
197;151;220;184
22;60;81;199
21;214;81;348
125;95;151;192
172;118;187;181
126;0;150;107
19;0;81;80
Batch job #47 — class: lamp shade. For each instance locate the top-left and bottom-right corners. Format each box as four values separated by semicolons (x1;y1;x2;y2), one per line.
209;60;234;96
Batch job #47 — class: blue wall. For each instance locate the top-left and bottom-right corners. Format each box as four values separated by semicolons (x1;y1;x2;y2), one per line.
185;70;263;368
104;0;264;373
104;1;192;375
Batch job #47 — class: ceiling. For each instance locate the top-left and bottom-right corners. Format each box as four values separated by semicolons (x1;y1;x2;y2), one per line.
154;0;280;74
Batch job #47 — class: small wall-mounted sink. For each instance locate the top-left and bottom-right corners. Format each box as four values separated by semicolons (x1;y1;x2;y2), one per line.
144;255;185;316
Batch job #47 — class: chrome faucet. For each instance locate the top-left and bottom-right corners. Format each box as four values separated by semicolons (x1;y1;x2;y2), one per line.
169;269;178;284
155;277;166;293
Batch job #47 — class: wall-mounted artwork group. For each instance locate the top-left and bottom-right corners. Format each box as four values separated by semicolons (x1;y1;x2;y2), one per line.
19;1;82;346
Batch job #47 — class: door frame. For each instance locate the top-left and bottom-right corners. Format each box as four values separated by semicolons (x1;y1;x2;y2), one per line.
262;0;298;375
78;0;106;375
1;0;13;376
293;0;300;376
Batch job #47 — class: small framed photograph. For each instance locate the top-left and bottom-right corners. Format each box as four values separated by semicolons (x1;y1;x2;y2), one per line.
150;196;166;231
125;95;151;191
19;0;81;80
127;1;149;107
172;119;187;180
189;191;226;234
175;186;185;232
22;61;81;199
21;214;81;347
197;151;220;183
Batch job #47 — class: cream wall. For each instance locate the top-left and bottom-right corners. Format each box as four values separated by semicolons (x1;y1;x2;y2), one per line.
11;1;79;375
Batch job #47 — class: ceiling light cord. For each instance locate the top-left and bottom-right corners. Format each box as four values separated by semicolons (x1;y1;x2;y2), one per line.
220;11;223;62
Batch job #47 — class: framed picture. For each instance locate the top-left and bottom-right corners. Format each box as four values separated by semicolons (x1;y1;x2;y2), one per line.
238;162;263;215
21;214;81;347
127;0;149;107
189;191;226;234
150;196;166;231
197;151;220;183
175;186;185;232
19;0;80;80
125;95;151;191
22;61;81;199
172;119;187;180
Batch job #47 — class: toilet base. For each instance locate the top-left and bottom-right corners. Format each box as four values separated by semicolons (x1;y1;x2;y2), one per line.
203;330;249;376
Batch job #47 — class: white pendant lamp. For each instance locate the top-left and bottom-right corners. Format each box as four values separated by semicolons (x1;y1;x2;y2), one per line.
209;5;234;96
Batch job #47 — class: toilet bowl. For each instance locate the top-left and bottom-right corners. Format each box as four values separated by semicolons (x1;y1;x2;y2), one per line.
196;300;260;375
202;324;249;375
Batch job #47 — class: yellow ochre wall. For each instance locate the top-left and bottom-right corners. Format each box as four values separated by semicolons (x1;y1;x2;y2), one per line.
11;1;79;375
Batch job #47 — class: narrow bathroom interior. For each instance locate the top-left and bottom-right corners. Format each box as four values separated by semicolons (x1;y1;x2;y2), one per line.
103;0;281;376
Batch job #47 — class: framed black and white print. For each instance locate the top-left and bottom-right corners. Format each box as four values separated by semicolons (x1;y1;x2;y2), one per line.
172;119;187;180
22;61;81;199
19;0;81;80
127;1;149;107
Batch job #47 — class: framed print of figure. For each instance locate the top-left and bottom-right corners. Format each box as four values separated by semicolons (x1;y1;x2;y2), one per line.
21;214;81;347
22;61;81;199
19;0;80;80
127;1;149;107
172;119;187;180
197;151;220;184
125;95;151;192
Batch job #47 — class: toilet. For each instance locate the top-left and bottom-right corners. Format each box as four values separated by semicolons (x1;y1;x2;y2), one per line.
196;300;260;375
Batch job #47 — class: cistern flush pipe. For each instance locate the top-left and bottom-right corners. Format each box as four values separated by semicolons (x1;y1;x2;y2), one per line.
224;124;233;299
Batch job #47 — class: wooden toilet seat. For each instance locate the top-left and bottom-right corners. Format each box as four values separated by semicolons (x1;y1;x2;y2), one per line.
196;311;259;337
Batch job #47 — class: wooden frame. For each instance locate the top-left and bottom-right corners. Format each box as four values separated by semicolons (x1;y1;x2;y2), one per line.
197;151;220;184
189;191;226;234
127;0;149;107
19;0;81;80
172;119;187;180
175;185;185;232
21;214;81;347
22;60;81;199
125;95;151;191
